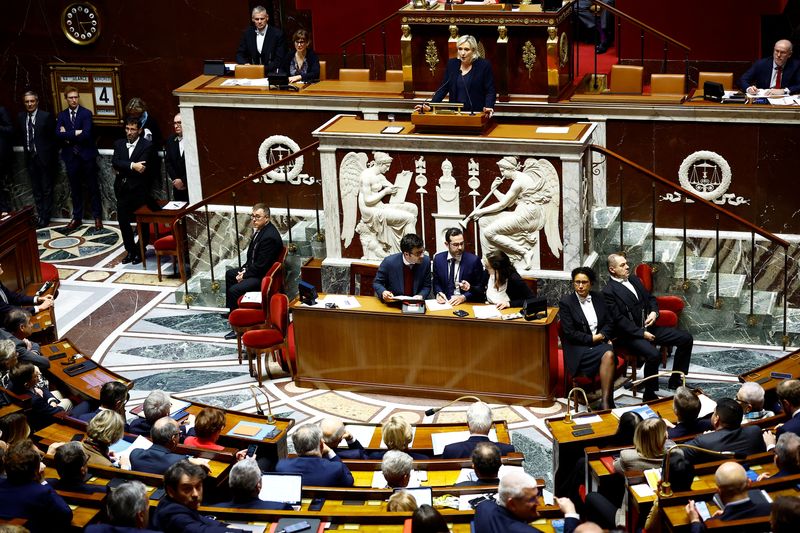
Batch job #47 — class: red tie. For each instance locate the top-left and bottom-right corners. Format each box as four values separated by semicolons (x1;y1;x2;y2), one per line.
775;66;783;89
403;265;414;296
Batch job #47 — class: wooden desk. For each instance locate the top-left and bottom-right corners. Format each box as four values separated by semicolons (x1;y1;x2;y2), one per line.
292;295;559;406
739;348;800;393
334;421;512;453
41;339;130;401
133;201;187;273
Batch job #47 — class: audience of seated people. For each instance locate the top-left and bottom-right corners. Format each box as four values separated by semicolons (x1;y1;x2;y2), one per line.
381;449;414;488
9;362;75;428
455;441;502;486
213;457;292;510
441;401;515;458
85;480;160;532
685;461;772;531
83;409;126;467
614;417;679;473
321;416;367;459
0;439;73;531
275;423;354;487
1;308;49;370
183;407;226;451
369;415;429;460
666;386;713;438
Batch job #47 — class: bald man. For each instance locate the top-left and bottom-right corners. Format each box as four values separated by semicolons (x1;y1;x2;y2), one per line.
739;39;800;96
320;417;367;460
685;462;772;532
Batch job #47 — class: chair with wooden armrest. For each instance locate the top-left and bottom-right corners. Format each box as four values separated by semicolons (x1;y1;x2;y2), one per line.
242;294;291;385
696;72;734;97
651;74;686;95
609;65;644;94
319;60;327;80
349;262;379;296
386;70;403;83
339;68;370;82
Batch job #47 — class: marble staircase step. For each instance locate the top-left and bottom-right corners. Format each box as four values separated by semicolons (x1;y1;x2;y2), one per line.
703;273;747;310
641;240;684;293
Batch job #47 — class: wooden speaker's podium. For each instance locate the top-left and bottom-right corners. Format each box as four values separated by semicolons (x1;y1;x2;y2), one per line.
411;104;493;134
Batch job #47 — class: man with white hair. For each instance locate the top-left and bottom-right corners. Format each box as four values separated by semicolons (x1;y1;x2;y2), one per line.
474;470;579;532
737;382;774;423
320;417;367;459
214;458;291;510
275;424;354;487
381;450;413;489
441;401;515;458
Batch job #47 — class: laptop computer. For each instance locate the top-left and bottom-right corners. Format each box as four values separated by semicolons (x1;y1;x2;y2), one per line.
259;473;303;505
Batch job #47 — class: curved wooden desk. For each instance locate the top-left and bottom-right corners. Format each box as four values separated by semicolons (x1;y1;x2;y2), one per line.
292;295;559;406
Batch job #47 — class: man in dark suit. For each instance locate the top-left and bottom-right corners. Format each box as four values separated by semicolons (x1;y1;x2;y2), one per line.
739;39;800;96
685;462;772;532
77;380;130;428
235;5;287;74
0;262;54;323
223;203;283;321
441;401;515;459
775;379;800;437
474;471;579;533
214;458;292;510
129;389;171;437
2;308;50;370
165;113;188;202
46;441;106;494
152;460;235;532
130;417;191;475
759;432;800;481
667;386;713;439
0;439;73;530
18;90;57;227
56;86;102;230
682;398;765;464
275;424;354;487
85;480;160;532
321;417;368;459
112;118;156;265
0;104;14;214
603;253;692;401
455;441;502;486
373;233;431;302
432;227;484;306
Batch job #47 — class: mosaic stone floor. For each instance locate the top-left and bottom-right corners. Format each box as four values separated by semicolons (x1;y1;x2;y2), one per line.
44;223;789;489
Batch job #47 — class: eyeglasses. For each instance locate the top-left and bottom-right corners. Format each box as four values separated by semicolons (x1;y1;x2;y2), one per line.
251;214;265;220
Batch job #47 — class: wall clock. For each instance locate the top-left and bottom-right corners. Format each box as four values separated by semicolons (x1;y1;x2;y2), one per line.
61;2;101;45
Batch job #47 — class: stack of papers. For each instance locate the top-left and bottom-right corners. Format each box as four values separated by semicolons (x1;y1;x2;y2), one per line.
430;430;498;456
472;305;502;319
221;78;269;87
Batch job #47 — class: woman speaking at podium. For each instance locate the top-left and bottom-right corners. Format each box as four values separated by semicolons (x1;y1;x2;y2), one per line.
415;35;496;116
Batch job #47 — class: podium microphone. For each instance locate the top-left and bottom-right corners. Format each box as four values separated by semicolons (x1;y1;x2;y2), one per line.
464;78;475;115
419;76;450;114
249;385;275;423
424;395;481;417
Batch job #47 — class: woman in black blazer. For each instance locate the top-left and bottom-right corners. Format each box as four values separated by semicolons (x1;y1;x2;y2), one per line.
558;266;617;409
284;29;320;84
479;250;533;309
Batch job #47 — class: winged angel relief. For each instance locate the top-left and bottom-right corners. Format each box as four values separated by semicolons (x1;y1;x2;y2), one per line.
468;156;562;269
339;152;418;259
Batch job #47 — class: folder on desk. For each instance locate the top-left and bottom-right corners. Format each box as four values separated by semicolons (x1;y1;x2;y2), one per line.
227;421;278;440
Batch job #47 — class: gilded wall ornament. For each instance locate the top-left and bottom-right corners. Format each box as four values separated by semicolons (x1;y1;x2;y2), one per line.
522;41;537;78
425;40;439;75
559;32;569;67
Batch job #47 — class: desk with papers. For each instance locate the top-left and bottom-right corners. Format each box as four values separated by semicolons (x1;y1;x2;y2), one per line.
292;294;559;406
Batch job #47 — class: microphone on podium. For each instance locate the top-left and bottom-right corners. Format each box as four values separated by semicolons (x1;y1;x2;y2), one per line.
249;385;275;423
424;395;481;417
625;371;686;396
419;76;450;114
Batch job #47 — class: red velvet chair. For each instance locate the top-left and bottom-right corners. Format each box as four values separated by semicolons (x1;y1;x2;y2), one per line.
228;275;273;374
635;263;686;367
242;293;291;385
237;262;282;310
153;230;186;283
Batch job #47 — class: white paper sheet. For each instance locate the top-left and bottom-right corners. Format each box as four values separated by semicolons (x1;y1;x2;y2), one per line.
338;424;376;448
425;299;452;311
162;201;187;210
536;126;570;134
430;430;499;456
697;394;717;419
472;305;502;319
630;483;655;498
240;292;262;304
320;295;361;309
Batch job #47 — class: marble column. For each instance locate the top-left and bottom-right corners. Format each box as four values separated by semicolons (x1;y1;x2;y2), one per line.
179;106;202;204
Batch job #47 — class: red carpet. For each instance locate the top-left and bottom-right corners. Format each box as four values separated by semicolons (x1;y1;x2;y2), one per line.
574;41;619;83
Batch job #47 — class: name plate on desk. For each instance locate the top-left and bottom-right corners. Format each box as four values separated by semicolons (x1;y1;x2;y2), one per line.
411;111;493;134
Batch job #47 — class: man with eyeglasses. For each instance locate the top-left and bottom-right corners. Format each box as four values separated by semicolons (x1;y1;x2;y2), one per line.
223;204;282;329
235;5;287;74
373;233;431;302
739;39;800;96
432;227;484;306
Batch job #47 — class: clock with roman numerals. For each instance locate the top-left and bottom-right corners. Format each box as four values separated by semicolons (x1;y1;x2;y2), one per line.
61;2;101;46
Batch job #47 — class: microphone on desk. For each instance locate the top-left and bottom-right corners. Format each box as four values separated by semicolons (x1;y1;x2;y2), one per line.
249;385;275;423
424;395;481;417
419;76;450;114
659;444;746;497
624;371;686;395
464;77;475;116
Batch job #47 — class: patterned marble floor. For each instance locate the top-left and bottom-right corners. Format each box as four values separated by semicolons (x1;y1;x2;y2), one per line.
43;220;789;489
